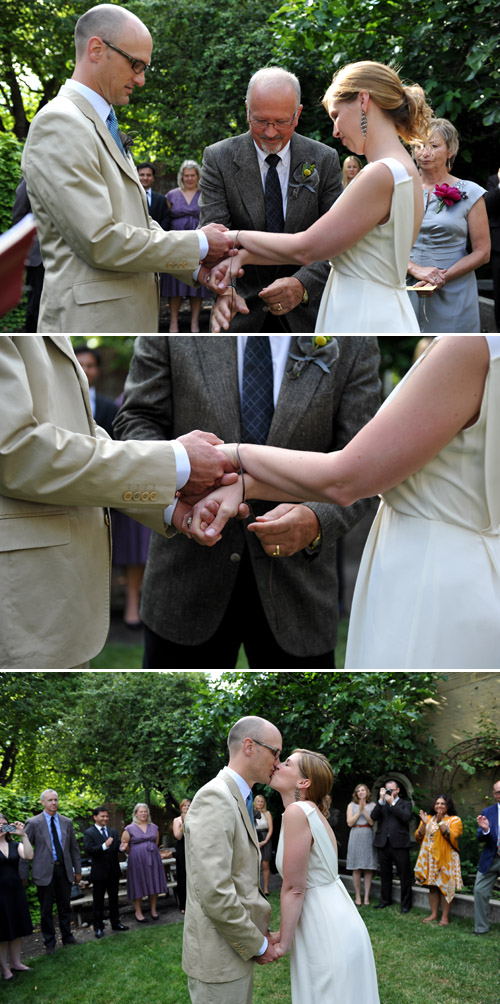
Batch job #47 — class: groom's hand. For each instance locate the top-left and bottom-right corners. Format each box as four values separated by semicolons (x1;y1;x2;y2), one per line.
200;223;234;266
255;942;280;965
177;429;238;497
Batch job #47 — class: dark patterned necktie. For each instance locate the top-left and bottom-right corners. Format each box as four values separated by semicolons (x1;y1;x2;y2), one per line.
51;817;64;864
106;108;125;156
265;154;284;232
241;336;274;444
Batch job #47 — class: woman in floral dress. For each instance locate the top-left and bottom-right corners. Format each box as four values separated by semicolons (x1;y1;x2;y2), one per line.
414;794;463;925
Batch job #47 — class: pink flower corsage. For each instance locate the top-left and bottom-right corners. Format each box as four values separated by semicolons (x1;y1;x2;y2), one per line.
434;183;467;213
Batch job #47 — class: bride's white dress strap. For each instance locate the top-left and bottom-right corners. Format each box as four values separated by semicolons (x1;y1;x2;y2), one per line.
377;157;410;184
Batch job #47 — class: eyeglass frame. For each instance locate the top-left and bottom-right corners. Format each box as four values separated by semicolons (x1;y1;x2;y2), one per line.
101;38;151;75
250;737;281;760
247;111;299;130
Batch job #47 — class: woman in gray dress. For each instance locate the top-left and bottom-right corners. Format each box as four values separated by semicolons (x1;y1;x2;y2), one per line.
346;784;377;906
407;118;490;331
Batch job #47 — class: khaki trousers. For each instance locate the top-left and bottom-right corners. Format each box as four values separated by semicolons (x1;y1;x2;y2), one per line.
188;971;254;1004
474;855;500;932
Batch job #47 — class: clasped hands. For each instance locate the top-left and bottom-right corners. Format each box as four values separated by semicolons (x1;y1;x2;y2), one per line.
198;230;306;331
174;438;320;557
254;931;287;965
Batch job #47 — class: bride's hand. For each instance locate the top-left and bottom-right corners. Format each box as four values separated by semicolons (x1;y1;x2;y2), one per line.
189;479;246;545
211;250;248;291
273;942;288;958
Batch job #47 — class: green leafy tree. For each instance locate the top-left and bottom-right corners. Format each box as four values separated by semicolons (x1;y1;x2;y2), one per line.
268;0;500;169
0;672;78;791
175;672;440;794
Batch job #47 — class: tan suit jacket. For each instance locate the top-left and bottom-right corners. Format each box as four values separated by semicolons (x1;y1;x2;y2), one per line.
182;768;271;984
0;336;178;668
19;812;81;887
21;82;201;332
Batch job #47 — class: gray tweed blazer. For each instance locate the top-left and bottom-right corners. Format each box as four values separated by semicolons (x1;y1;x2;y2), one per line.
114;335;381;657
199;131;342;332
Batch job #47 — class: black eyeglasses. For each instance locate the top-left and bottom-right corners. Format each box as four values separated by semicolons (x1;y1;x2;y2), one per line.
251;738;281;760
102;39;150;75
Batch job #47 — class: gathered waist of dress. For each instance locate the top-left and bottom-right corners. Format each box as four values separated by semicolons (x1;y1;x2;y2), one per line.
330;263;405;290
381;501;500;538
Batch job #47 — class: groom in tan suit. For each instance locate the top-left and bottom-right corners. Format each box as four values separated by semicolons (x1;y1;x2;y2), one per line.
21;4;232;332
183;716;282;1003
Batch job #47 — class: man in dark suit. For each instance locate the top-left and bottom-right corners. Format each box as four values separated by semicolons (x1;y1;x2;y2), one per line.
19;790;81;953
83;807;128;938
199;67;342;332
485;171;500;331
73;345;118;437
137;162;171;229
371;779;412;913
114;335;381;669
473;779;500;934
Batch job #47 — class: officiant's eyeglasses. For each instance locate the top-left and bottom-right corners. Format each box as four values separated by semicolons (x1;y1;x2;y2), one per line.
102;39;151;75
251;738;281;760
248;113;298;130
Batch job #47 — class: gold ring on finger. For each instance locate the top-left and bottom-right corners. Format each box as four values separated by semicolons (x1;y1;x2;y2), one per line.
277;302;283;312
272;544;280;557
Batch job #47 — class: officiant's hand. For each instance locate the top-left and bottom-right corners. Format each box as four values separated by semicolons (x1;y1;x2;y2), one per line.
259;276;305;315
248;504;320;557
210;291;249;332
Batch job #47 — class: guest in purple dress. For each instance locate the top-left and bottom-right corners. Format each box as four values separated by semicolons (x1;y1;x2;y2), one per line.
160;160;210;331
119;804;167;922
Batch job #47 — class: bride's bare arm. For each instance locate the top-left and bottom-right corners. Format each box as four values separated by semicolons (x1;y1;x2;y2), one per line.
275;804;312;954
193;337;489;541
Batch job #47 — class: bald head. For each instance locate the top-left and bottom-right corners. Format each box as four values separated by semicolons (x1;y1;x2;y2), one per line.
75;4;150;58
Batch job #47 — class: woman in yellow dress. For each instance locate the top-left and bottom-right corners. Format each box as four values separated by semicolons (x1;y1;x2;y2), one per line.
414;794;463;925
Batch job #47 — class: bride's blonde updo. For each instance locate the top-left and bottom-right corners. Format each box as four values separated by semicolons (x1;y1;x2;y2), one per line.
322;60;433;144
293;749;334;818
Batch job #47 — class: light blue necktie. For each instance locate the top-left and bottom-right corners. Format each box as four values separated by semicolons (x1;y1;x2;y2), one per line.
106;108;125;156
245;792;255;828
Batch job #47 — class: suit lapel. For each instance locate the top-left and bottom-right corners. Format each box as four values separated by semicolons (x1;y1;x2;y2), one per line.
194;337;242;439
220;769;259;848
59;84;144;191
232;135;266;230
47;336;95;431
285;133;319;232
268;335;329;445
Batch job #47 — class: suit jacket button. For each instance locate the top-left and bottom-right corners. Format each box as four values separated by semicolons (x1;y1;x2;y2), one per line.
123;491;133;501
141;492;150;501
132;492;141;501
229;552;241;563
150;491;159;501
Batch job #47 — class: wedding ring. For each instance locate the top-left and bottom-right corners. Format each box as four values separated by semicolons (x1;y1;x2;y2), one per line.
187;517;193;529
277;302;283;311
272;545;281;557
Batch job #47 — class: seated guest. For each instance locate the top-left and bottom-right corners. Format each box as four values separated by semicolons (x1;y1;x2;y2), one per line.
0;815;33;980
83;807;129;939
414;794;463;925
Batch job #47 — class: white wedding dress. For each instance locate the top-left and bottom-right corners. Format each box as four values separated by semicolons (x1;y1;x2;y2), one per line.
276;802;380;1004
346;334;500;669
315;157;419;333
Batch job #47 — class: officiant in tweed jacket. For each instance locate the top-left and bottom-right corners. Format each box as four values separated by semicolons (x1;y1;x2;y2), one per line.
199;67;342;333
114;335;381;669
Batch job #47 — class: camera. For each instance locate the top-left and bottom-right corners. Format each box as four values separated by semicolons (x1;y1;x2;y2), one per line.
1;824;18;833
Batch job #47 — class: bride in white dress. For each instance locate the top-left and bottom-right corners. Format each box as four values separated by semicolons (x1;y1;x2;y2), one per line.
270;749;380;1004
210;61;433;333
188;335;500;670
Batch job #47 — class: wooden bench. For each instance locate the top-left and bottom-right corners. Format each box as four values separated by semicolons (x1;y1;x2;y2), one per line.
71;859;177;926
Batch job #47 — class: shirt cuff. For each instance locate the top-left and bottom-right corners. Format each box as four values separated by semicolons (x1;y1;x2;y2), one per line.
257;936;268;956
197;230;209;261
163;440;190;526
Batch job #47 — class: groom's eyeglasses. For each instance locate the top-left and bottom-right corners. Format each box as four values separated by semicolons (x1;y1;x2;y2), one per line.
251;738;281;760
102;39;151;75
